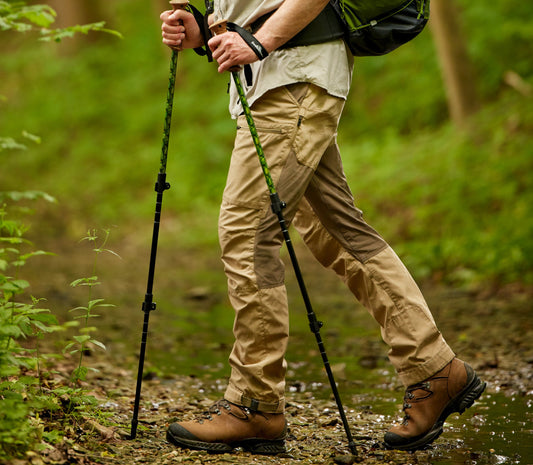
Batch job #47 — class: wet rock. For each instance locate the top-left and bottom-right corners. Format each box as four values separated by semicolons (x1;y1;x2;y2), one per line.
333;454;357;465
320;417;339;427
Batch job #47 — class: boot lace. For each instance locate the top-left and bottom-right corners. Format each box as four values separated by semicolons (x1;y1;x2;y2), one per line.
401;381;432;425
195;399;250;424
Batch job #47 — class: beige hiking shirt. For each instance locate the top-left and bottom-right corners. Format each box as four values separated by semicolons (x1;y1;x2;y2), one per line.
213;0;354;118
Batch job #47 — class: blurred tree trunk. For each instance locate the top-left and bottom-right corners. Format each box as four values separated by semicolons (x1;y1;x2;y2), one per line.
154;0;171;14
430;0;480;126
46;0;105;52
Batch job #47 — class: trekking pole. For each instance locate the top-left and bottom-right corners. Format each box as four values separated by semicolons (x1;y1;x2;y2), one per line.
129;0;188;440
210;20;357;456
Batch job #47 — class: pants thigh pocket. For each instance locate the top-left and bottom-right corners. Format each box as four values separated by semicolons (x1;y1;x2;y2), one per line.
226;118;295;207
293;88;345;170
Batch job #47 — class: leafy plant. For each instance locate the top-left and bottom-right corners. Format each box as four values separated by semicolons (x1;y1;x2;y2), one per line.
65;229;117;383
0;208;113;461
0;205;56;370
0;205;62;459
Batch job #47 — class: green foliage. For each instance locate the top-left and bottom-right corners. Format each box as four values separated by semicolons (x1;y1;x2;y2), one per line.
0;0;122;41
340;91;533;284
66;229;116;383
0;131;56;205
0;208;114;461
456;0;533;94
0;131;40;155
40;23;123;43
0;4;122;460
0;206;59;459
0;0;530;459
0;1;55;31
347;0;533;135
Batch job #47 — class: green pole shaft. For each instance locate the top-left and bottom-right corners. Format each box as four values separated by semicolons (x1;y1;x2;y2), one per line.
160;49;179;174
232;72;277;196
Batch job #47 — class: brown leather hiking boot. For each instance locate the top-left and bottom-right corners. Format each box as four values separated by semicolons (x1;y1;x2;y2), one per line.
384;358;486;451
166;399;287;455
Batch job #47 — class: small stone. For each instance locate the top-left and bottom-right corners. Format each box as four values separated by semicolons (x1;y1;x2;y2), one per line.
334;454;357;465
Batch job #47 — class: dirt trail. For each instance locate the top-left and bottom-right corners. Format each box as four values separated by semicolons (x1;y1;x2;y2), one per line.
15;233;533;465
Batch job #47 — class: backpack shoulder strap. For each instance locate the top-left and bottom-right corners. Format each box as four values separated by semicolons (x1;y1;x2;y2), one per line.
250;2;344;50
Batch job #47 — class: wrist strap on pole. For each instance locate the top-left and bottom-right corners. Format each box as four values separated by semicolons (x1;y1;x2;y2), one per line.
227;22;269;60
188;2;213;61
226;22;269;87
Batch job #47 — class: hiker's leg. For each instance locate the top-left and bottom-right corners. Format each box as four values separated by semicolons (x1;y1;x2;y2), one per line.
293;145;485;451
293;146;454;387
221;84;345;411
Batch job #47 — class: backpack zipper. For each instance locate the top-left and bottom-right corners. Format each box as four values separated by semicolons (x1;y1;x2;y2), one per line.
352;0;419;30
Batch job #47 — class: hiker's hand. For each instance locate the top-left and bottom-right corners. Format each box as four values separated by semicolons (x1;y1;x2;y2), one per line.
208;32;258;73
161;9;203;50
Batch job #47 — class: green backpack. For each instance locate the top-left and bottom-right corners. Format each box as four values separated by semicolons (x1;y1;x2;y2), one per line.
332;0;430;56
278;0;430;56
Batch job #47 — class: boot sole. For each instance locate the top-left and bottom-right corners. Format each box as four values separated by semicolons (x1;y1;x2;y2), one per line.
385;370;487;451
166;429;287;455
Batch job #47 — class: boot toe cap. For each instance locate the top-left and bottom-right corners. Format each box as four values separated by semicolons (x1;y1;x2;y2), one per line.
384;425;444;450
384;430;409;447
168;422;199;441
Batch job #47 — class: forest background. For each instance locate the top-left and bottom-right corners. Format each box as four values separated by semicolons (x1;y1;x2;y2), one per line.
1;0;532;463
3;0;532;283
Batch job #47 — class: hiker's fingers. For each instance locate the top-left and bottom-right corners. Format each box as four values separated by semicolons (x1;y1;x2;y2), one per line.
160;10;173;22
162;25;185;48
161;10;184;48
160;8;188;24
160;9;203;50
162;22;185;36
208;32;257;73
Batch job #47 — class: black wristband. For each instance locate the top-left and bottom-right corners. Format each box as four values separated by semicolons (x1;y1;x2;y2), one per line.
227;22;269;61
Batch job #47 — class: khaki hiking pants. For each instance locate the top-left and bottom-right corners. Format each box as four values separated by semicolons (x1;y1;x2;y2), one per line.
220;83;455;414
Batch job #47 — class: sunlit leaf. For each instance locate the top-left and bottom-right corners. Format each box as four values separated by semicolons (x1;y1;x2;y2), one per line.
89;339;106;350
73;334;91;344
